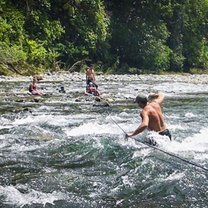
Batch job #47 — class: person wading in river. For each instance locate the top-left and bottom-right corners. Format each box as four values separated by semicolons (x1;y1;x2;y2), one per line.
86;64;98;89
125;92;171;144
29;76;44;96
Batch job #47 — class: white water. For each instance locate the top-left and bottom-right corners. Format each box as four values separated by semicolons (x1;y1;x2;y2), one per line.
0;73;208;207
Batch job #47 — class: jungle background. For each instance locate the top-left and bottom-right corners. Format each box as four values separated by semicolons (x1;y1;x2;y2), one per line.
0;0;208;75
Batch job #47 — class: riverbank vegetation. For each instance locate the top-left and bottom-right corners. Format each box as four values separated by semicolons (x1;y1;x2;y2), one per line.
0;0;208;76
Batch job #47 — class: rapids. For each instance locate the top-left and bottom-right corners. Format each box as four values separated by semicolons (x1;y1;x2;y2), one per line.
0;73;208;208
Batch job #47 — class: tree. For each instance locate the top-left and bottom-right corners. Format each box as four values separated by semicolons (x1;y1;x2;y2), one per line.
106;0;171;72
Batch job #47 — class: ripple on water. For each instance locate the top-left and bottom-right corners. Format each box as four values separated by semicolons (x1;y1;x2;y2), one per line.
0;74;208;207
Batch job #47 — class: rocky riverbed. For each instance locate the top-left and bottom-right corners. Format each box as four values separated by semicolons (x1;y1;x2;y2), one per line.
0;72;208;208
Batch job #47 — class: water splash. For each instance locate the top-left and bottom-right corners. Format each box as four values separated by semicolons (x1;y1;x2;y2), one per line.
0;185;67;207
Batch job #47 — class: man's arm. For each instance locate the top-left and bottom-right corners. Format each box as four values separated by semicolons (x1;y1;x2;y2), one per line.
92;69;96;81
85;69;88;81
148;93;164;105
126;111;149;138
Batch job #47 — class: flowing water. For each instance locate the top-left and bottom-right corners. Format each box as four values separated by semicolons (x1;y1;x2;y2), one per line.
0;73;208;208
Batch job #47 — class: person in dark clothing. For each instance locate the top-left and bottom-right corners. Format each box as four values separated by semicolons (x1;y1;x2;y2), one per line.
86;65;98;88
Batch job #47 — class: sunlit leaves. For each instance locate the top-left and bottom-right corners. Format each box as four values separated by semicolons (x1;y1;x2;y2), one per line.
0;0;208;74
0;43;26;63
26;40;47;64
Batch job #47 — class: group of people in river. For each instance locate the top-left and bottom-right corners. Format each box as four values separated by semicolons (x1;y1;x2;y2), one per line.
28;64;171;145
85;64;171;144
29;64;100;97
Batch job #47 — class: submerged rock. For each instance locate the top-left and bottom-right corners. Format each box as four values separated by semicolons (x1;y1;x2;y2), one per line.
93;101;110;107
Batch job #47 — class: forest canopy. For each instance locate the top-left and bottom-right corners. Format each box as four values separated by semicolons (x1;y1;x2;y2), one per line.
0;0;208;75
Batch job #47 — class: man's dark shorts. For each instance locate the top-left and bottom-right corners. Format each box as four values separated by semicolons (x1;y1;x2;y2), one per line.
86;79;98;88
159;129;172;141
145;129;172;146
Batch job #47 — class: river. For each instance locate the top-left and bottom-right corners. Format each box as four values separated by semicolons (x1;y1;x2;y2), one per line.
0;73;208;208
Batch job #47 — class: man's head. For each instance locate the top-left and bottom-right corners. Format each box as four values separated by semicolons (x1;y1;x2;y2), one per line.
32;76;37;82
134;94;148;106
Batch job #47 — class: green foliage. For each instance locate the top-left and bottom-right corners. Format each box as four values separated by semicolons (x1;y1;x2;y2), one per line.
138;24;171;71
109;0;172;72
25;11;64;44
58;0;110;64
200;40;208;69
182;0;208;70
189;67;208;74
170;52;185;72
0;64;15;76
107;0;208;73
25;39;61;69
26;40;47;64
0;43;26;63
128;67;139;74
0;0;208;75
0;9;25;46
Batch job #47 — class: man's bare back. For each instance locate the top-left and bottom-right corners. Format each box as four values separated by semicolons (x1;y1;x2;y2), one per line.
86;65;98;89
86;68;95;80
86;64;96;81
142;101;166;132
126;93;171;140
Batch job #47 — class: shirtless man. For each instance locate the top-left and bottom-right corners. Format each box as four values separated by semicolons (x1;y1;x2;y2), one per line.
126;93;171;141
86;64;98;88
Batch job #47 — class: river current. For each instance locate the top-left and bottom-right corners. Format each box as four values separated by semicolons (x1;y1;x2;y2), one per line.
0;73;208;208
